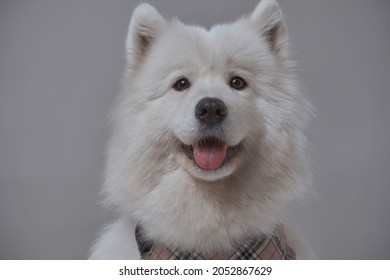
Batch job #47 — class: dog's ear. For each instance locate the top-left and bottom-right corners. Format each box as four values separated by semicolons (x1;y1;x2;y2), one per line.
250;0;288;59
126;4;166;67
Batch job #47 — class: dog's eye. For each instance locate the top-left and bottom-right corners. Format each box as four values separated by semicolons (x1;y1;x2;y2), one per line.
230;76;247;90
173;77;190;91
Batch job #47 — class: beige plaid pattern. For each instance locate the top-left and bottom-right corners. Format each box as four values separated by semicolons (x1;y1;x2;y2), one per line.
135;225;296;260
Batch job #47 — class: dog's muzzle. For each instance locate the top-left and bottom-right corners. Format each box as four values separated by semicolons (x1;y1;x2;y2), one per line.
179;97;242;170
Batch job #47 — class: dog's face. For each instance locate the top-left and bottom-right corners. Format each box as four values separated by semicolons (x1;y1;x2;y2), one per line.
139;23;270;181
116;0;308;184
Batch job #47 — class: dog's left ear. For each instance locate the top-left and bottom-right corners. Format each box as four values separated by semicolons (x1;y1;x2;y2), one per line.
250;0;288;59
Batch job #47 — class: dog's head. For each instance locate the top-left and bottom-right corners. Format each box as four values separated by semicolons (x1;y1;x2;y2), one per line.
113;0;310;182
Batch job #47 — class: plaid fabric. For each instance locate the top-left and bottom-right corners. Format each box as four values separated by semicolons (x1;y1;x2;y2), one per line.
135;224;296;260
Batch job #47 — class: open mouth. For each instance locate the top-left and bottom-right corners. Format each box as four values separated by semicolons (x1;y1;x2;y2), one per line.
182;137;242;170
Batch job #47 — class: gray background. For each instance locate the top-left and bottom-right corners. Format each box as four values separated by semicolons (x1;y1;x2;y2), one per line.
0;0;389;259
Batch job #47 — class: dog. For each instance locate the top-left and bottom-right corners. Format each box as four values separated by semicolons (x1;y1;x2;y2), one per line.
90;0;313;259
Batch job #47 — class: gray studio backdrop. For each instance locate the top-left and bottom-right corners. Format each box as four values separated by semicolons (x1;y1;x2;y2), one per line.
0;0;389;259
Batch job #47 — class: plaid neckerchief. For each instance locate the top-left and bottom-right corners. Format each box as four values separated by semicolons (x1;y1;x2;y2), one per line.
135;224;296;260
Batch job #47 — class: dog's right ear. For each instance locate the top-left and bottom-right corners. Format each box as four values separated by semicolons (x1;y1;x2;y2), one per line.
126;3;166;67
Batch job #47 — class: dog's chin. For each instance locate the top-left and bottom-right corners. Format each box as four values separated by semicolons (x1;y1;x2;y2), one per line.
177;136;243;182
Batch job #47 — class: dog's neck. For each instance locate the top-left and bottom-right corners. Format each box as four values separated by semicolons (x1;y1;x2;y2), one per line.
135;224;296;260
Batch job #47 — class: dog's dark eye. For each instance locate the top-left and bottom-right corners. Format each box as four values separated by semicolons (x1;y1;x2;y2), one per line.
230;76;247;90
173;77;190;91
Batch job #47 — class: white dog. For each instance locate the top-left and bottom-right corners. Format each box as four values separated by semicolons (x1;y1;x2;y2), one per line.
90;0;313;259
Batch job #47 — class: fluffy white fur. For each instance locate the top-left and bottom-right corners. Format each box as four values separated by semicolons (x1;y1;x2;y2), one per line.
90;0;313;259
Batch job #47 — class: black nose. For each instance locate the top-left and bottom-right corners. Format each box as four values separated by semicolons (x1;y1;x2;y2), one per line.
195;97;227;127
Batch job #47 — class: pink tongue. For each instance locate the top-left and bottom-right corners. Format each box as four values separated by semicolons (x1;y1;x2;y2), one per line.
193;143;227;170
